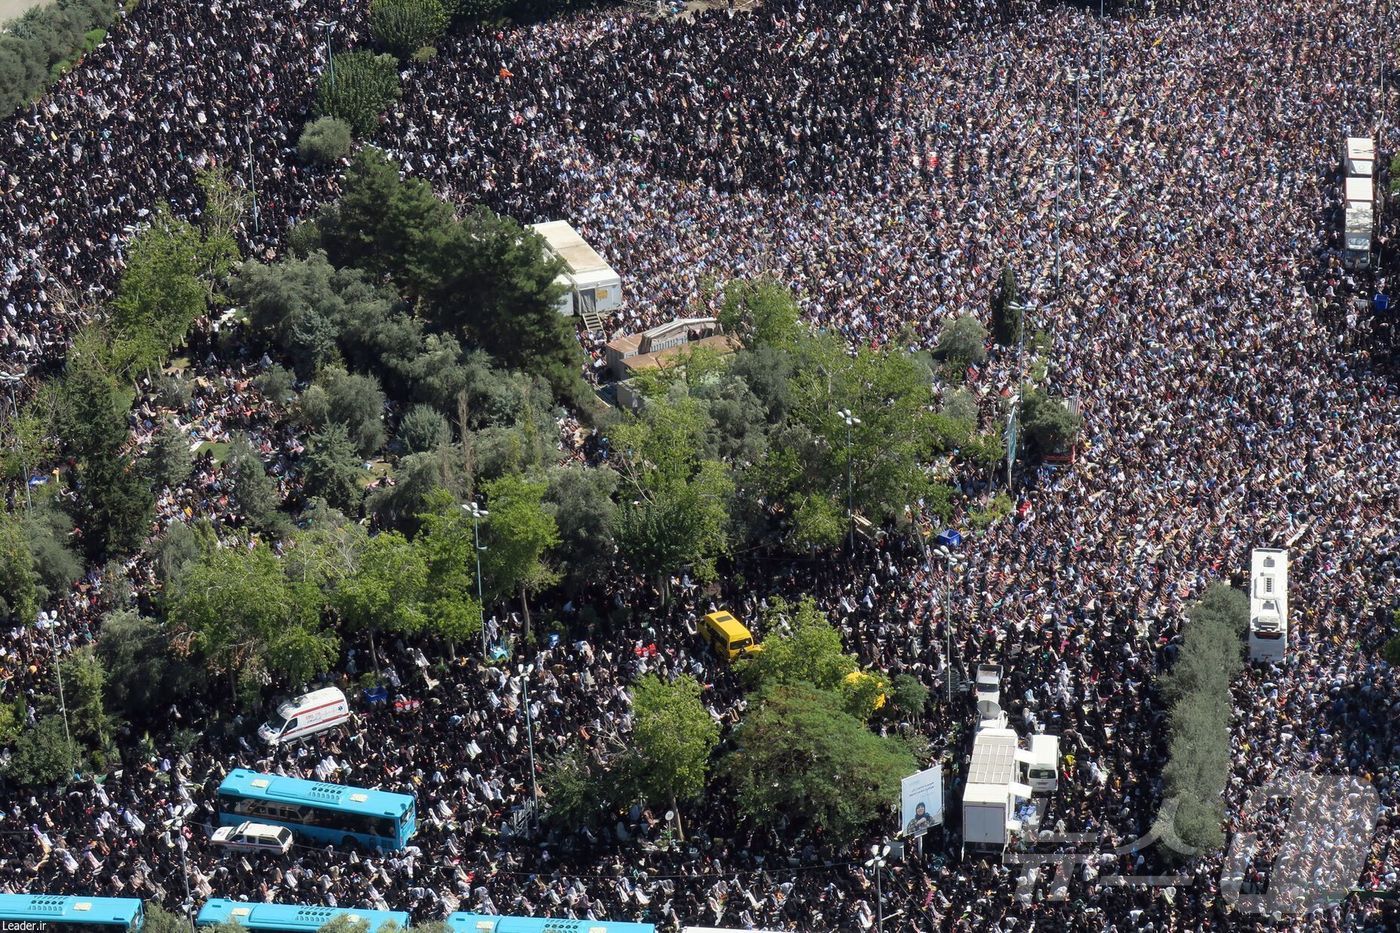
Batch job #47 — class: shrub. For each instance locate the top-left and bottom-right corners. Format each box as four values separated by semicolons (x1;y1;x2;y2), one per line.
370;0;448;59
934;315;988;373
0;0;117;118
316;51;401;138
399;405;450;454
298;116;353;165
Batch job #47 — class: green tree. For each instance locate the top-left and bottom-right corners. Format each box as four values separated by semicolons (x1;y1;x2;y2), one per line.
367;446;465;534
318;148;455;297
168;543;337;701
149;419;194;488
298;116;354;165
543;464;618;592
776;333;952;533
745;596;857;692
888;673;930;721
316;51;402;138
1153;582;1247;853
74;450;154;559
481;473;559;640
303;422;367;514
940;387;978;428
143;905;193;933
611;393;733;600
0;509;40;626
0;393;55;485
724;683;916;840
1020;388;1082;459
990;265;1022;346
233;252;346;377
542;746;615;830
718;275;802;350
4;715;78;788
423;209;580;396
109;206;209;374
933;314;988;373
399;404;451;454
96;609;200;722
628;674;719;817
413;491;485;654
57;646;116;754
53;327;129;462
370;0;448;58
19;500;82;608
283;504;367;591
224;433;286;536
332;530;428;670
317;368;387;459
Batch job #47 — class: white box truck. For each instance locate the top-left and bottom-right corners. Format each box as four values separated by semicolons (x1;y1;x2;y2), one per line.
1345;136;1375;179
529;221;622;320
1343;201;1374;269
962;726;1033;858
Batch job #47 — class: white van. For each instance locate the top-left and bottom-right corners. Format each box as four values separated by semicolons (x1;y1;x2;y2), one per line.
1025;734;1060;794
210;821;294;854
258;687;350;745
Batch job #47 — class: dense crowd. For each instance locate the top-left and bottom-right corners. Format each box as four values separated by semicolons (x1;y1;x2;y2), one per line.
2;0;1400;930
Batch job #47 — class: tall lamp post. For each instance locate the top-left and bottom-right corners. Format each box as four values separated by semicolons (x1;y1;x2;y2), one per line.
865;842;891;933
462;501;488;657
935;544;966;704
0;372;31;509
314;20;339;91
838;408;861;554
516;662;541;832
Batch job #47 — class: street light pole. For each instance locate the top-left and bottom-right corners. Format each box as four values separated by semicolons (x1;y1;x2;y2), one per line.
935;546;965;704
866;843;891;933
1;373;31;509
45;618;75;777
245;119;259;237
315;20;338;91
463;502;489;657
1099;0;1106;106
838;408;861;554
517;662;541;832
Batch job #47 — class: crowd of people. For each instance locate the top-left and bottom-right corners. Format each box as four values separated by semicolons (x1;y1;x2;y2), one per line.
2;0;1400;930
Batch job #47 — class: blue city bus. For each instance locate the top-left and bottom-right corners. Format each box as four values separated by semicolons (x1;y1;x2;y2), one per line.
0;895;144;933
196;900;408;933
446;914;655;933
217;769;416;851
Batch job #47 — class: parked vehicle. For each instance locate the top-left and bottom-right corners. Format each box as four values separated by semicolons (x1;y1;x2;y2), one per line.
698;610;763;662
210;821;294;855
258;687;350;745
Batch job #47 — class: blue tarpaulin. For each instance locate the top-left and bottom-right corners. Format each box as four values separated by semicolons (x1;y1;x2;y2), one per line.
936;530;963;548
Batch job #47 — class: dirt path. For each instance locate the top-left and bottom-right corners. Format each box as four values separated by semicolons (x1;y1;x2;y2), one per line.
0;0;48;24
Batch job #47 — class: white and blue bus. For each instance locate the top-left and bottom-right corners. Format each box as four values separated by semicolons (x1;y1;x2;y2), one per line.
446;914;655;933
195;900;408;933
217;769;416;851
0;895;144;933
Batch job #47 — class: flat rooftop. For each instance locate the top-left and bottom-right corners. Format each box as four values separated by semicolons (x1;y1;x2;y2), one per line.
530;221;614;276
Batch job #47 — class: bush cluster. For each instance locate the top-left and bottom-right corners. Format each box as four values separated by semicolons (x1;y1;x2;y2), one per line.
1154;582;1249;852
0;0;116;117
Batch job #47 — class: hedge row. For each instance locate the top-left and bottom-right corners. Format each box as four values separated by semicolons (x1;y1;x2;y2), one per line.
1154;581;1250;853
0;0;116;117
